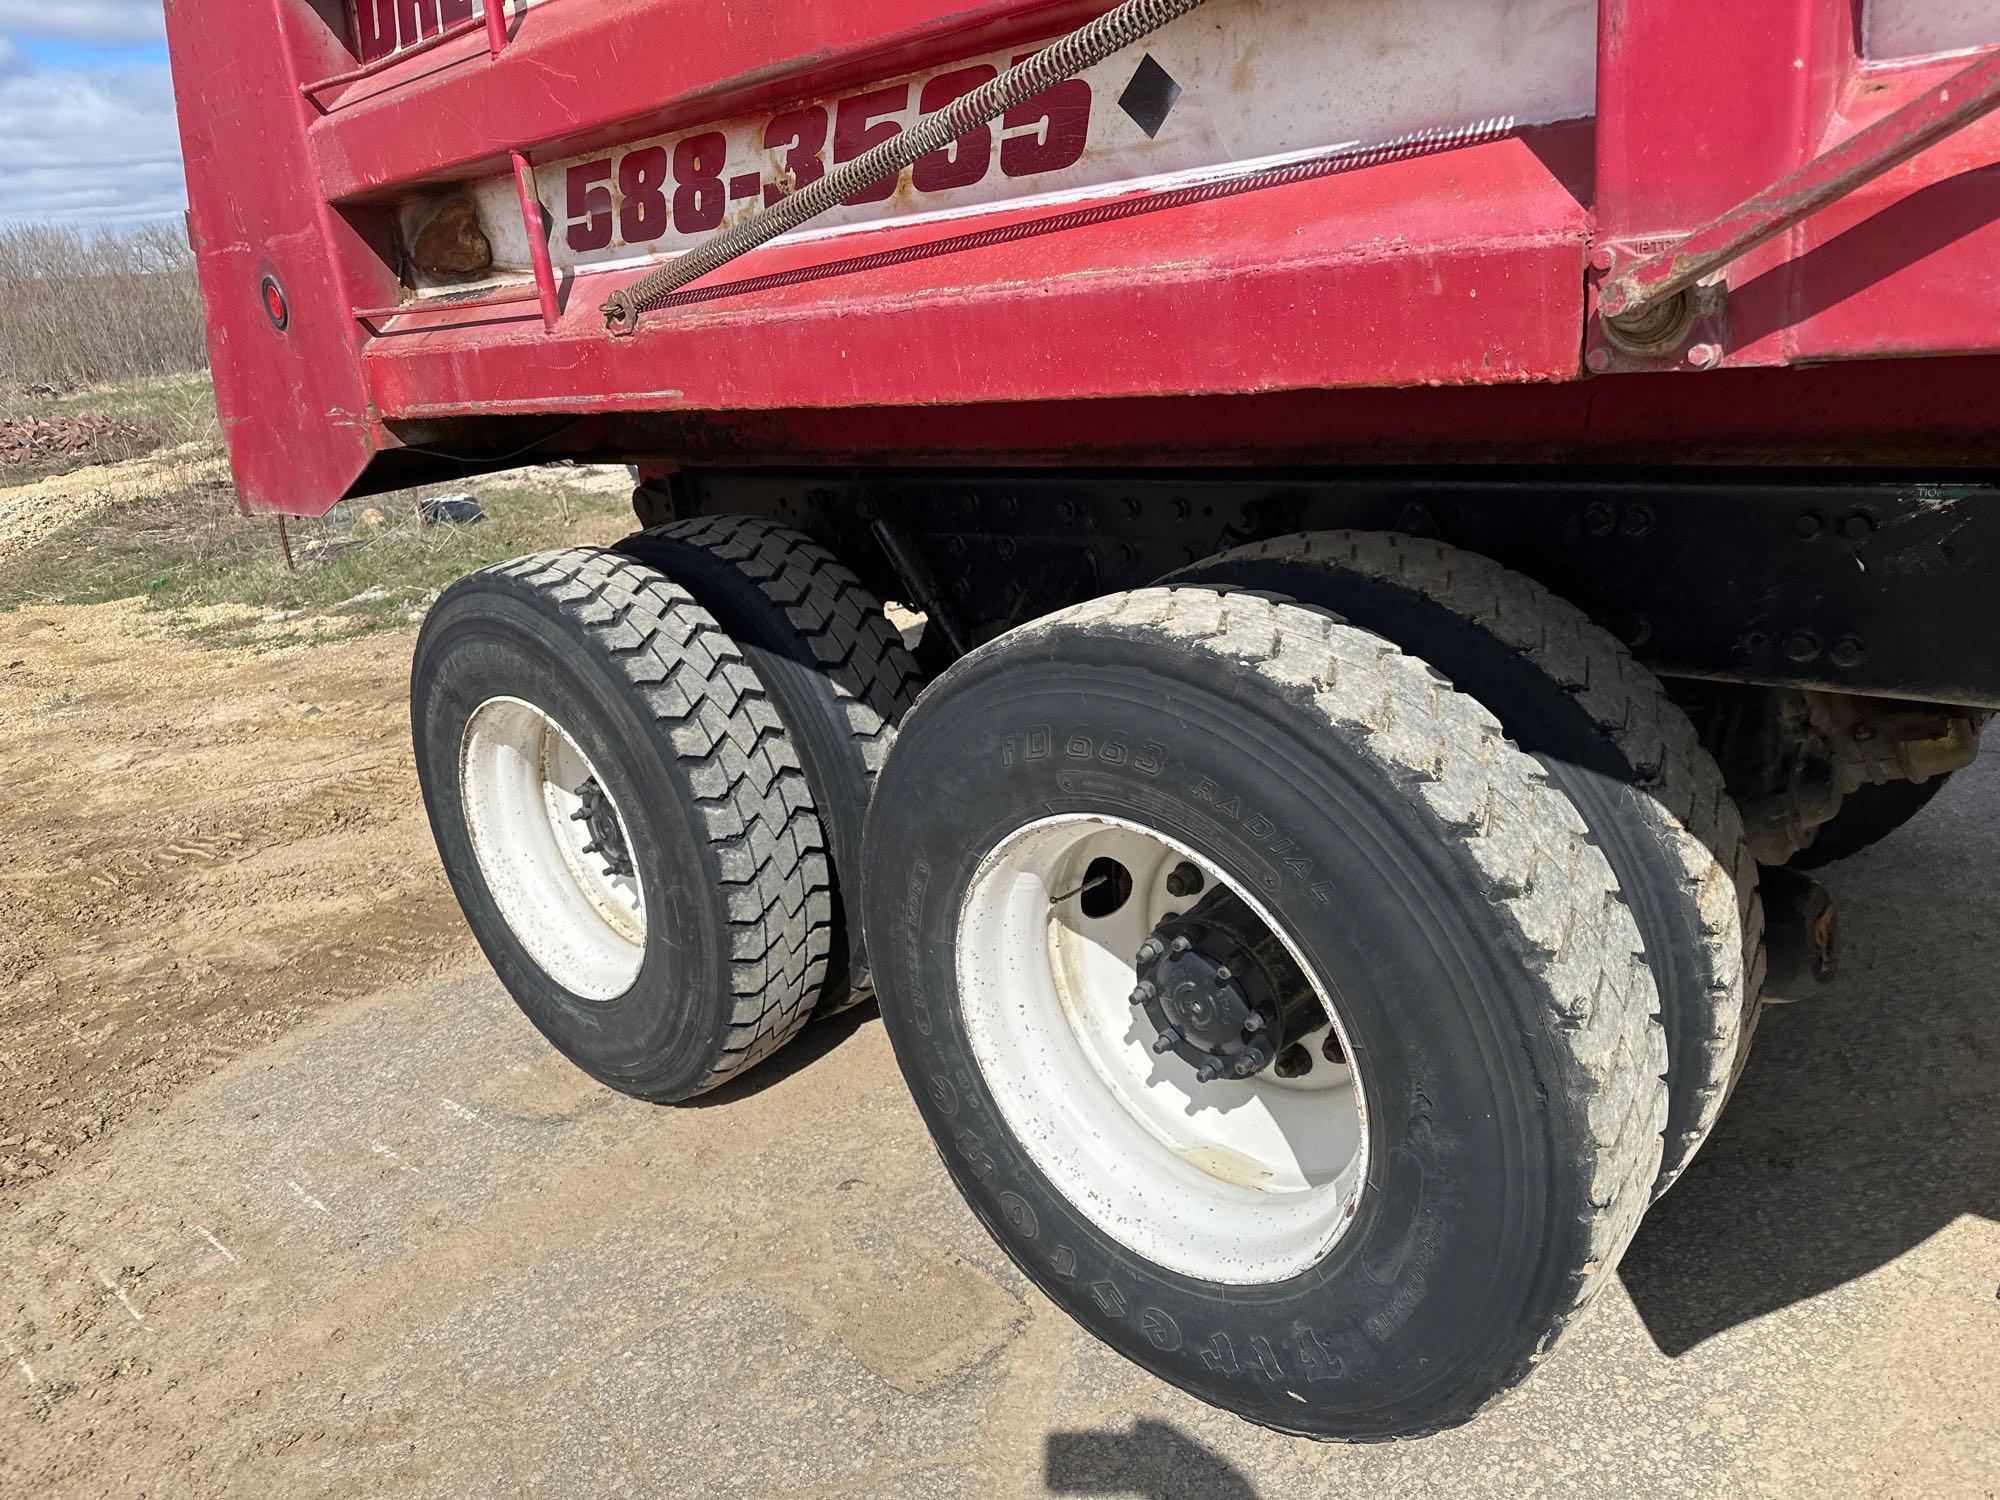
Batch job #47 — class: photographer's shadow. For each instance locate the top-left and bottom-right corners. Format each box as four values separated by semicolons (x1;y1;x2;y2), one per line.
1620;774;2000;1355
1046;1418;1261;1499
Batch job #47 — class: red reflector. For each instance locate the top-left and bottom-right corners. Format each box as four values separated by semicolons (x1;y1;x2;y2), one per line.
260;275;289;331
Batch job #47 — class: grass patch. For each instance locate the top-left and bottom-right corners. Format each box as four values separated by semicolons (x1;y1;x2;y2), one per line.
17;370;223;448
0;466;637;646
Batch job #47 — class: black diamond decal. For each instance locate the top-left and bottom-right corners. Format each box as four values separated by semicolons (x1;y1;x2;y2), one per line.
1118;54;1182;139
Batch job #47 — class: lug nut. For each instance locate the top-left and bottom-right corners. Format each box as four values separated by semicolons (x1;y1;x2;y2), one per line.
1274;1044;1313;1079
1165;862;1205;898
1321;1032;1345;1065
1151;1029;1181;1055
1241;1012;1265;1034
1128;981;1156;1007
1135;937;1163;965
1195;1062;1221;1083
1231;1056;1259;1078
1214;964;1232;982
1170;935;1191;955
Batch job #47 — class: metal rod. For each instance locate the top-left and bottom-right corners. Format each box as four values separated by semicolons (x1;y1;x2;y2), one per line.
870;511;970;659
352;286;544;324
277;514;295;572
602;0;1212;333
484;0;508;58
512;150;562;332
1600;48;2000;320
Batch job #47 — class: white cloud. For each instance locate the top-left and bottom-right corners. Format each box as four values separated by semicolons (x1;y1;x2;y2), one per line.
0;1;165;46
0;60;186;225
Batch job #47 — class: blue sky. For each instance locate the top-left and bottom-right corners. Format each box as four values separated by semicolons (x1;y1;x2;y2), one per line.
0;2;187;226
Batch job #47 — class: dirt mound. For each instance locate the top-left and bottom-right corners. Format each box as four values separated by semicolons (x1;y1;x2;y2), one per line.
0;414;151;468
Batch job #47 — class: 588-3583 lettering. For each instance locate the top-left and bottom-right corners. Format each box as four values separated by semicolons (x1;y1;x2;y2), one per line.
564;61;1093;254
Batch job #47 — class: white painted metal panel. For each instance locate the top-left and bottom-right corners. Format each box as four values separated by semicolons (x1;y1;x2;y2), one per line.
401;0;1595;290
1865;0;1996;61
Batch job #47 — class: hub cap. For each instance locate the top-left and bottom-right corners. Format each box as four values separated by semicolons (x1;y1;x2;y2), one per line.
956;815;1368;1285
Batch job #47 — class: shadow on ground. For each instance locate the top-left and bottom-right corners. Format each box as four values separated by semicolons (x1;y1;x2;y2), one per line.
1046;1418;1262;1499
1620;786;2000;1354
691;997;884;1106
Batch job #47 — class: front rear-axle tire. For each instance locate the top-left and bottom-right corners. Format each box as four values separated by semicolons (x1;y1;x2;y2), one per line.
862;588;1667;1440
413;548;832;1100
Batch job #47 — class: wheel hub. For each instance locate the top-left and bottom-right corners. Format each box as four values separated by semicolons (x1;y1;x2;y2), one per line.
570;776;635;879
1132;885;1325;1082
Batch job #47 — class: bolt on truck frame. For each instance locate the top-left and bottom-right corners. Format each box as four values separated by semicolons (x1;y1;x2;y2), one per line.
169;0;1999;1439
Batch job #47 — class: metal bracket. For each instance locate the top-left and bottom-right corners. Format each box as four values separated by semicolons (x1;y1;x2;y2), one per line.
1585;47;2000;377
1584;242;1730;375
1599;48;2000;326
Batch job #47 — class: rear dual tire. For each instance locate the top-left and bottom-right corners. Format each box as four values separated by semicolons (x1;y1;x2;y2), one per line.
1169;533;1763;1191
413;548;835;1099
616;516;922;1008
415;523;919;1095
862;588;1668;1440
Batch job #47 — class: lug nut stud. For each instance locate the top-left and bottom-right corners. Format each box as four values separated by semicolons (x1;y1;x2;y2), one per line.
1322;1033;1345;1064
1129;981;1156;1006
1151;1030;1180;1054
1170;935;1191;955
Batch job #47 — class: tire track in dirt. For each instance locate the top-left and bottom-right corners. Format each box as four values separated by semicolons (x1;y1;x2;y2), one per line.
0;600;481;1204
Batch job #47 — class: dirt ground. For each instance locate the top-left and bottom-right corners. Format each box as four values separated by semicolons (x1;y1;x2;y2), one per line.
0;462;1995;1495
0;600;481;1205
0;442;232;570
1;751;1996;1498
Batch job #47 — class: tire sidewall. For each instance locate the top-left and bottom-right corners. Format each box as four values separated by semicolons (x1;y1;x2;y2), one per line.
413;577;728;1100
865;635;1596;1437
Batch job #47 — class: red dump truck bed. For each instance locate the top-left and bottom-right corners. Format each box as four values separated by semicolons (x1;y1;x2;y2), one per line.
171;1;2000;516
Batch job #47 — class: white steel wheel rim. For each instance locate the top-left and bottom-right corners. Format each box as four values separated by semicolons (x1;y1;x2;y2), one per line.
957;814;1368;1285
460;696;646;1001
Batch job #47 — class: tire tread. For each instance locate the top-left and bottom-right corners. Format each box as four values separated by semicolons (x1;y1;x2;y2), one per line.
617;516;920;1005
1014;586;1669;1427
620;515;920;782
1179;532;1764;1187
471;546;832;1090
